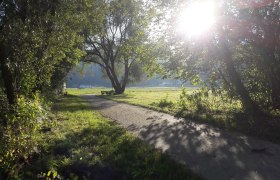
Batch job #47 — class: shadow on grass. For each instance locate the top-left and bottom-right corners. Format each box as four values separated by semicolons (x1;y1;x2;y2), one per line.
23;121;200;180
52;95;100;112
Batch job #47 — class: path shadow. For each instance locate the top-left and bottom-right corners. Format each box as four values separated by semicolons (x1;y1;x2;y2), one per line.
82;95;120;111
97;94;132;100
139;119;280;180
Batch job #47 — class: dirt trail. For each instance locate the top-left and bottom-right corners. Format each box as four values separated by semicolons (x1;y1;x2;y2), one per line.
84;95;280;180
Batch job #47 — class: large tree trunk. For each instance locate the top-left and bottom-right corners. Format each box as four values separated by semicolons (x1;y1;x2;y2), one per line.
271;83;280;109
104;66;126;94
0;44;16;105
263;49;280;109
114;85;125;94
121;60;129;91
219;35;261;114
224;56;260;114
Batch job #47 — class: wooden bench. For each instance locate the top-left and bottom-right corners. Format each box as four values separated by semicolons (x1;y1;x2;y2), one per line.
101;90;114;95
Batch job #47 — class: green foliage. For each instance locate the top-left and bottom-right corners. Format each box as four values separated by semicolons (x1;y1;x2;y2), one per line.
37;170;60;180
0;1;85;102
179;87;188;110
178;87;242;114
0;2;85;176
82;0;161;93
160;0;280;113
184;89;209;113
0;95;47;178
158;94;174;108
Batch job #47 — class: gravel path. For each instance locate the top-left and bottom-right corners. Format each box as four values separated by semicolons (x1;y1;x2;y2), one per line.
84;95;280;180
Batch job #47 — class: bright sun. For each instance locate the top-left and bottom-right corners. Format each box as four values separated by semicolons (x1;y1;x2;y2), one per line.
177;1;217;38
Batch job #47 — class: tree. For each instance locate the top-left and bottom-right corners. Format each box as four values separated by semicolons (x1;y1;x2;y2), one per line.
0;1;88;176
82;0;158;94
0;0;84;104
161;0;280;113
236;1;280;109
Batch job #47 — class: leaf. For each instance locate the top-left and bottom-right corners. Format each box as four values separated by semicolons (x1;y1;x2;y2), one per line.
53;171;58;178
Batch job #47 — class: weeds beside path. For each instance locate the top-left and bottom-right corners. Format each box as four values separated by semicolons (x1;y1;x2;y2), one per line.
85;95;280;180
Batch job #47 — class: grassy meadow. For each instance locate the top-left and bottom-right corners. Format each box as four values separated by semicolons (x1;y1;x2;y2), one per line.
20;95;200;179
67;87;242;124
68;87;195;113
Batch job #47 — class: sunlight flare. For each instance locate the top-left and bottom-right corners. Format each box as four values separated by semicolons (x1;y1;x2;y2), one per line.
177;1;217;38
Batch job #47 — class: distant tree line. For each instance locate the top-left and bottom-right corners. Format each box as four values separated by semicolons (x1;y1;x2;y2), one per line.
66;63;188;88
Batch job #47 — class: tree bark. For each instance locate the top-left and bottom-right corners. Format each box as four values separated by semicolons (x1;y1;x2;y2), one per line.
0;44;16;105
219;34;261;114
105;67;117;89
121;60;129;89
104;66;125;94
114;86;125;94
263;49;280;109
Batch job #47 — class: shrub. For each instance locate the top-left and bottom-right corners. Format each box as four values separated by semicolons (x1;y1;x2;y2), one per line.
178;87;242;113
0;95;46;178
178;87;188;110
158;94;174;108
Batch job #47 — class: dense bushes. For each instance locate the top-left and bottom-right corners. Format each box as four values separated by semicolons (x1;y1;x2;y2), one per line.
0;1;84;177
178;88;242;113
0;95;48;177
0;0;86;176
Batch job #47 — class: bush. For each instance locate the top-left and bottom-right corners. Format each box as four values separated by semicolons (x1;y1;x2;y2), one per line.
178;88;208;112
0;95;47;178
178;88;242;113
158;94;174;108
178;88;188;110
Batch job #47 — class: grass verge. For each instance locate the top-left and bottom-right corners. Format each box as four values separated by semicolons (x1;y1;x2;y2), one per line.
21;95;200;179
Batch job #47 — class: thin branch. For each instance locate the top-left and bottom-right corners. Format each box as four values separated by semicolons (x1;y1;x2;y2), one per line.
82;55;106;69
86;36;106;63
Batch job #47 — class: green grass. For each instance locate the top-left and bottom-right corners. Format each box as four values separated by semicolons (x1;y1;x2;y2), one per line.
68;87;195;113
67;87;241;124
67;87;110;95
21;95;200;179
